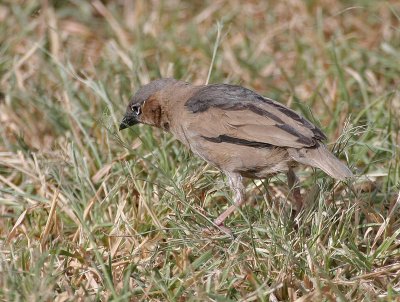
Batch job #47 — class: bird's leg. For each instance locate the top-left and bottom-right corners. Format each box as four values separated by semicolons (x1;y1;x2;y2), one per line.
214;173;245;227
287;167;303;211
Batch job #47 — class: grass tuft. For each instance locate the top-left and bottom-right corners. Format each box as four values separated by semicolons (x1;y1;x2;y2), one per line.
1;0;399;300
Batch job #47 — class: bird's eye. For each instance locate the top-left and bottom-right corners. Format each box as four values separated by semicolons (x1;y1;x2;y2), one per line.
131;105;141;115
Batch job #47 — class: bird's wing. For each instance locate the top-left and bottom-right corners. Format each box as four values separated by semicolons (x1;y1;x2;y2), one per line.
184;84;326;148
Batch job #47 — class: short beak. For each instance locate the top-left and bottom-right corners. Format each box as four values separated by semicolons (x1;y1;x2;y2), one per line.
119;114;138;131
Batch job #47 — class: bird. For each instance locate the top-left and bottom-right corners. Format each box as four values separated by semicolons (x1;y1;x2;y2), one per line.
119;78;352;232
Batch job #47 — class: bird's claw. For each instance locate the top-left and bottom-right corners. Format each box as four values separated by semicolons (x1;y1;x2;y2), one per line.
202;222;235;238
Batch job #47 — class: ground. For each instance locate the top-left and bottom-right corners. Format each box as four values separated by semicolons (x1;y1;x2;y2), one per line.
0;0;399;301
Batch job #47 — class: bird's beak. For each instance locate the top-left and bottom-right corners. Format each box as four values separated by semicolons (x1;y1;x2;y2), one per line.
119;114;139;131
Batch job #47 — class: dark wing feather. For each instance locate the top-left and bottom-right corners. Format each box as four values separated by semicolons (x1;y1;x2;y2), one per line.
185;84;326;148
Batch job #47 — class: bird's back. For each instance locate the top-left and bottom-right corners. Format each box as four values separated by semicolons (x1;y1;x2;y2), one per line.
177;83;352;180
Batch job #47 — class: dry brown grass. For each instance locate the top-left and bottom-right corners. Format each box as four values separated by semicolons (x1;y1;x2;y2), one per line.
1;0;399;301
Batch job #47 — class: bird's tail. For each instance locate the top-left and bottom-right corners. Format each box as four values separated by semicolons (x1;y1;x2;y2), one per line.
289;144;353;180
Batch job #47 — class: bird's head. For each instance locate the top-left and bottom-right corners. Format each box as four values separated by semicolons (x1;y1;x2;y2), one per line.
119;78;178;131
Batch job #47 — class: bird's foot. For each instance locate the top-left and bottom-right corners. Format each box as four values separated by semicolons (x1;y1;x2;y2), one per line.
293;188;304;212
202;221;234;238
214;223;234;238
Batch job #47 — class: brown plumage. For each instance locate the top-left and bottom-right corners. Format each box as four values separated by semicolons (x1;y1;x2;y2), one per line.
120;78;352;232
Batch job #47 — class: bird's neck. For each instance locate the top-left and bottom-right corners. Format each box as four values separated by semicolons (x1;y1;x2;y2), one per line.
158;83;202;132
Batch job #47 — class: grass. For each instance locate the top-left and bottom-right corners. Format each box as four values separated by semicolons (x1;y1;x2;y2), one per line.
0;0;399;301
